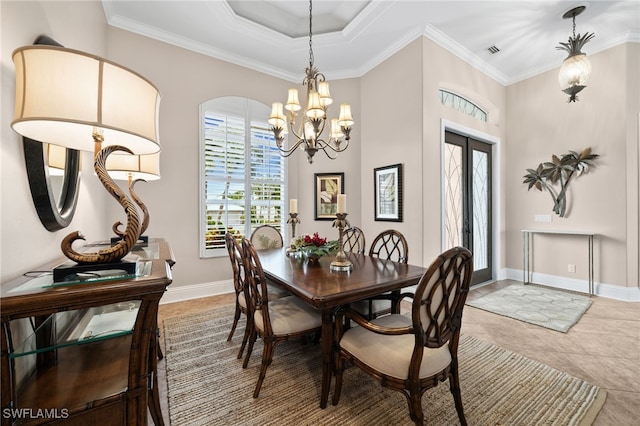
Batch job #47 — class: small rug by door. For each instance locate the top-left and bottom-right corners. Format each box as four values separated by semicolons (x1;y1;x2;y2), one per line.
466;283;592;333
163;305;605;425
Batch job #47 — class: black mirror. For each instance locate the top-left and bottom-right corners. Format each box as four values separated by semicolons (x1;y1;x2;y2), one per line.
23;138;81;231
22;35;81;231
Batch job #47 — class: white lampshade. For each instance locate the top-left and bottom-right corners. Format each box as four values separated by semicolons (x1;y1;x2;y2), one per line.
338;104;354;127
285;88;301;112
105;152;161;182
268;102;286;128
306;92;324;119
12;45;161;155
317;82;332;106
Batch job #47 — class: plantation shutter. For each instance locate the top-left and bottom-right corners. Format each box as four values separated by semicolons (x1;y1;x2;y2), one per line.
201;98;285;256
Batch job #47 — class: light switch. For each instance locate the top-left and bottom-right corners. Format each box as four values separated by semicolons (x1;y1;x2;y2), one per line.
534;214;552;223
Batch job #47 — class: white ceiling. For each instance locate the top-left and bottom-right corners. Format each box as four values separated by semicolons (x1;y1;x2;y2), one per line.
102;0;640;85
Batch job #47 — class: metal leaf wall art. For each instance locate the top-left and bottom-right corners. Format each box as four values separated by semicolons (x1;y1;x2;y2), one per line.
523;147;599;217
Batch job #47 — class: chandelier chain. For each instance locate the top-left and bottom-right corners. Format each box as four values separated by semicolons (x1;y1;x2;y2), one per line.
572;15;576;38
308;0;314;68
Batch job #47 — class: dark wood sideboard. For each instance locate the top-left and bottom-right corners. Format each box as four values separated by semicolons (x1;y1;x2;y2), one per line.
0;239;174;425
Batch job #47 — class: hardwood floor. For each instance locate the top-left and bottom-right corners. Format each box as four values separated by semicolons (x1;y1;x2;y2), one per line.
153;280;639;425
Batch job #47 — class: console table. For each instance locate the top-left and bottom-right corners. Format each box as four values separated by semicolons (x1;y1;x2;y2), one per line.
522;229;595;295
0;239;174;425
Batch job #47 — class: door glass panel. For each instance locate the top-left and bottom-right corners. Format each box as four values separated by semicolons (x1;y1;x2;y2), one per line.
444;144;463;249
472;150;488;270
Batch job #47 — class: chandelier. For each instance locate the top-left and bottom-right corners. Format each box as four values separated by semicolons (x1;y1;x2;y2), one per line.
268;0;354;164
556;6;595;103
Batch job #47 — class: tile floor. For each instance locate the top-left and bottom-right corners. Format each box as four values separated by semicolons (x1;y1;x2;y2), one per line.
154;280;640;425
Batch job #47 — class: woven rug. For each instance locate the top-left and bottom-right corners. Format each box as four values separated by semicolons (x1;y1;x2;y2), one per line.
466;283;592;333
163;305;605;425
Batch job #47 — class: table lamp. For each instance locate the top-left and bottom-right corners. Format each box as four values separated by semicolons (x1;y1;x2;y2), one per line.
11;44;161;281
106;152;161;244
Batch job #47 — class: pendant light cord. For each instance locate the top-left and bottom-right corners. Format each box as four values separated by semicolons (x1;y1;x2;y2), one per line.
308;0;314;69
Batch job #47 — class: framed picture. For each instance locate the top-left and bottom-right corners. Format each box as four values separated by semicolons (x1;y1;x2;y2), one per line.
314;172;345;220
374;163;403;222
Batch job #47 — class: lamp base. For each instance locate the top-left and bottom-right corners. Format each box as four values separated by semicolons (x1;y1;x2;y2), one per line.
53;259;137;283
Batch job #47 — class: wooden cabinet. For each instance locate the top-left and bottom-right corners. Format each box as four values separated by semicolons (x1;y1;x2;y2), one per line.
0;239;174;425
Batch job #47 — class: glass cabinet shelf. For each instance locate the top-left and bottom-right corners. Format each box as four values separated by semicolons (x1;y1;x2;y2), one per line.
10;301;141;359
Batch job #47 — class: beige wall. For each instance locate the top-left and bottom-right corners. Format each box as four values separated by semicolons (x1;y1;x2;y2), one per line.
360;38;425;263
505;43;640;295
1;1;110;282
1;1;638;300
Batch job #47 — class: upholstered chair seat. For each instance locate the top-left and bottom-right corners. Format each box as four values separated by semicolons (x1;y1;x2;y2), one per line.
339;315;451;380
253;296;321;335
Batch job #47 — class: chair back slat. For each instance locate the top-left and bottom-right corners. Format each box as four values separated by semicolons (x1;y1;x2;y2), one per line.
368;229;408;263
343;226;366;254
412;247;473;348
225;232;245;296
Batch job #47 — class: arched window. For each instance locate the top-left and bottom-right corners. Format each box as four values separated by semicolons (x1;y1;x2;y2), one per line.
199;97;286;257
439;89;488;122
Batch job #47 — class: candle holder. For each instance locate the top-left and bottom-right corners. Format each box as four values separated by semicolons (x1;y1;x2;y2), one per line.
330;212;353;272
286;213;301;256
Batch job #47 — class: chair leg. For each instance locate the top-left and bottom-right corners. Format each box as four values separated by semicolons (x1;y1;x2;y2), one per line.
449;362;467;426
227;302;241;341
253;340;275;398
243;327;257;368
237;317;251;359
332;355;344;406
407;389;424;426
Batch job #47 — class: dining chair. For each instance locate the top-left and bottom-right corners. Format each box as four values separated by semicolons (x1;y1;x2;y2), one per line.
224;232;253;359
249;224;284;250
333;246;473;426
342;226;366;254
225;232;290;359
241;238;323;398
352;229;409;319
248;225;290;298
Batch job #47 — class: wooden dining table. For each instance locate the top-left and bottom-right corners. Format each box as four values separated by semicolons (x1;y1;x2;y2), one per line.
257;248;427;408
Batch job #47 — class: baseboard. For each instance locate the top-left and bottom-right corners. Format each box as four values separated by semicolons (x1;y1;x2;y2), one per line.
502;268;640;302
160;279;234;305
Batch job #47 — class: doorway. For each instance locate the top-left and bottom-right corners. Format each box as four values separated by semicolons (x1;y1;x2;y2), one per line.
444;130;493;285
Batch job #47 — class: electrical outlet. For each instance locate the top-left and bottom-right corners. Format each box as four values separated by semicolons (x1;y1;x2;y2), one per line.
568;264;576;273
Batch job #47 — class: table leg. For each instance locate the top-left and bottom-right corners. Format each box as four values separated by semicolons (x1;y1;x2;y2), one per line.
320;309;333;409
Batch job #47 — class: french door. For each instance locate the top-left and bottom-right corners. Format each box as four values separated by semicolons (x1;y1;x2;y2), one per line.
444;130;492;285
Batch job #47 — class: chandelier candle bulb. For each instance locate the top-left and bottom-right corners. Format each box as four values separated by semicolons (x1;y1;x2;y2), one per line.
290;199;298;214
337;194;346;214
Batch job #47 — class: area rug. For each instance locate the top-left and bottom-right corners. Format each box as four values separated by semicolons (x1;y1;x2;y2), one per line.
163;305;605;426
466;283;592;333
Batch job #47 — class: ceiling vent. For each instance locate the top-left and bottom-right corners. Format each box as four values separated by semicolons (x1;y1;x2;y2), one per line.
487;45;501;54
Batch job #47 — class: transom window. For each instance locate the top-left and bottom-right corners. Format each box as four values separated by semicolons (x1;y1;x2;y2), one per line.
439;89;487;122
199;97;286;257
